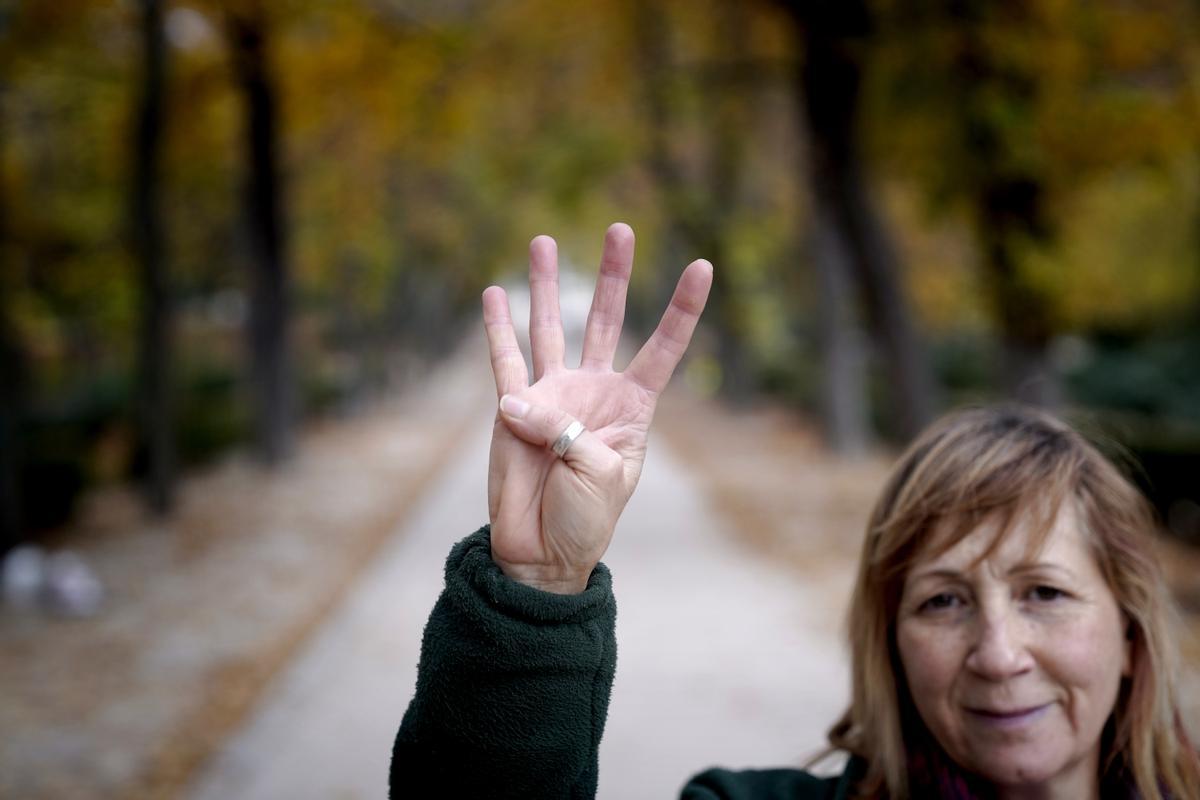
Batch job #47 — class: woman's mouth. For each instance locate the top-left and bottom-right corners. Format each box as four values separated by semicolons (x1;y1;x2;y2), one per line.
964;704;1050;728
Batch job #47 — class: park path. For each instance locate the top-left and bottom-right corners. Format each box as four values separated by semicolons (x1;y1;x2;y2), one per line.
187;283;852;800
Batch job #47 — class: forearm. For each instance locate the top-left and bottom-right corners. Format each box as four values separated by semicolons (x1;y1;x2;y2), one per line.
390;526;617;800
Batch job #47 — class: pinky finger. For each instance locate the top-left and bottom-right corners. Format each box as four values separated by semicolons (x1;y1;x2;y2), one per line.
625;259;713;396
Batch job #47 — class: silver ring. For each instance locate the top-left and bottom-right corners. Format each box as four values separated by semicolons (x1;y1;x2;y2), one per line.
551;421;586;458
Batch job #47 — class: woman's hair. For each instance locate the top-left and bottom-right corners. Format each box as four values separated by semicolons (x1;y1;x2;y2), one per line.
828;404;1199;799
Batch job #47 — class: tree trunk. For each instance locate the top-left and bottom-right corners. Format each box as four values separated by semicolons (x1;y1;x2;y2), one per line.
0;320;21;554
0;101;24;553
782;0;938;441
227;8;293;464
979;208;1059;406
812;204;870;454
0;39;26;554
133;0;174;514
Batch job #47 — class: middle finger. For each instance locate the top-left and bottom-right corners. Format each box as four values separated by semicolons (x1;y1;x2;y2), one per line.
528;235;565;380
580;222;634;370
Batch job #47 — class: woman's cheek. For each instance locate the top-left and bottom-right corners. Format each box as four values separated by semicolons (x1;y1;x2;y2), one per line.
1035;608;1128;694
897;620;963;701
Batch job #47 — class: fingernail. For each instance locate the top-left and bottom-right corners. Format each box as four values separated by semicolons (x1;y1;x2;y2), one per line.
500;394;529;418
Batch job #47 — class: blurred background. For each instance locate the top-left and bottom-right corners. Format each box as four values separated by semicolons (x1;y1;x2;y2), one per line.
1;0;1199;797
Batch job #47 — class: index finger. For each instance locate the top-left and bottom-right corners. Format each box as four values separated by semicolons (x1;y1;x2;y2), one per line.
482;285;530;398
625;259;713;396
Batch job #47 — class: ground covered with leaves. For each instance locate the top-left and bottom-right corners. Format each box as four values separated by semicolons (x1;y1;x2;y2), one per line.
0;348;492;799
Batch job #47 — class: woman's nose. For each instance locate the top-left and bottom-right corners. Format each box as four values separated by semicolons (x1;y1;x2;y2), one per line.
964;610;1033;680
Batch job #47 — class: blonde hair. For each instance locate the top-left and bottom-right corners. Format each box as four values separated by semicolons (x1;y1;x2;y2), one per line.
828;405;1200;799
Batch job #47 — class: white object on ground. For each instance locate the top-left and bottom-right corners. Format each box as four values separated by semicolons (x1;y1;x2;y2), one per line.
42;549;105;618
3;545;46;609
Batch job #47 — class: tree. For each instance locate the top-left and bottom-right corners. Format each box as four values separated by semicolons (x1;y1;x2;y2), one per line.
0;0;40;548
810;196;871;454
132;0;174;513
0;90;25;552
225;2;293;464
776;0;938;442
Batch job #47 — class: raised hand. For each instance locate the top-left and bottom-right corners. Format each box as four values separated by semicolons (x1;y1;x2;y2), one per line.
483;223;712;594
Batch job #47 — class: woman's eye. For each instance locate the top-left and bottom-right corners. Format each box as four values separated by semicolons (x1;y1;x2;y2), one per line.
919;592;961;612
1027;585;1065;602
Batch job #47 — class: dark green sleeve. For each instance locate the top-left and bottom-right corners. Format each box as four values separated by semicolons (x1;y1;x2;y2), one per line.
680;768;837;800
389;526;617;800
681;757;865;800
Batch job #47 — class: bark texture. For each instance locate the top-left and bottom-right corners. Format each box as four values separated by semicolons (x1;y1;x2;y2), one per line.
133;0;175;513
228;7;294;463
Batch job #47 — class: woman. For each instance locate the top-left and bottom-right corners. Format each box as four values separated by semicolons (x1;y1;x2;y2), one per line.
390;224;1199;798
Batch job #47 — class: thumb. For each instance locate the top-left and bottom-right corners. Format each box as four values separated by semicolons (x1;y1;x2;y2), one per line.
499;395;609;468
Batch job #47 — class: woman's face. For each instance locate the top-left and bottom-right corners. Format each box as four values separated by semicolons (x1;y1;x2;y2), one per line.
896;503;1130;796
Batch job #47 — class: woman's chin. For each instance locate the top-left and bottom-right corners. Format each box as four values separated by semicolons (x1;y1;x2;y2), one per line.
962;746;1079;792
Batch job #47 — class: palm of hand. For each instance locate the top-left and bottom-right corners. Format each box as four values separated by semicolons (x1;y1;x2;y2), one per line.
483;225;712;593
488;371;653;580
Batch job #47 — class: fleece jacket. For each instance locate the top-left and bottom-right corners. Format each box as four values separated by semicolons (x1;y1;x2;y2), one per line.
389;525;865;799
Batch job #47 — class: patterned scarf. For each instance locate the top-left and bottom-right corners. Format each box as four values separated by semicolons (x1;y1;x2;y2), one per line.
905;743;1142;799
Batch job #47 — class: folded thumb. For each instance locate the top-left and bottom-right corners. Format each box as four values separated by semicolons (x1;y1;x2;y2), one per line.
498;395;605;467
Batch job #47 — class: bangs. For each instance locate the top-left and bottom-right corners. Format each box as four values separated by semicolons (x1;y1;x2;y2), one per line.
917;484;1073;575
870;405;1088;597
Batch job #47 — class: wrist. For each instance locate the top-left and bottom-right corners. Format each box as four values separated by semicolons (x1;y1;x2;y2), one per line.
493;558;590;595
